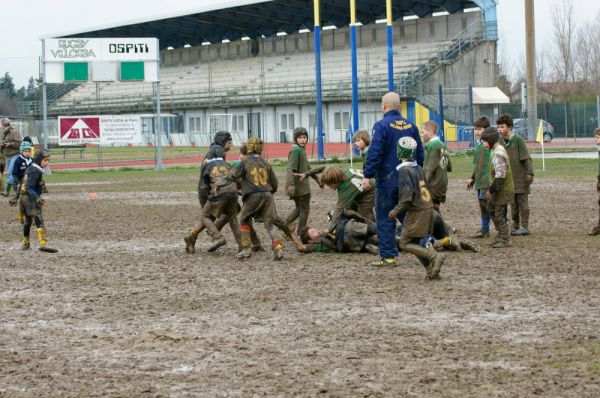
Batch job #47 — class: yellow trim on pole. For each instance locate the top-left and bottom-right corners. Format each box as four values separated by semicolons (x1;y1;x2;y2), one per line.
386;0;392;25
350;0;356;24
314;0;320;26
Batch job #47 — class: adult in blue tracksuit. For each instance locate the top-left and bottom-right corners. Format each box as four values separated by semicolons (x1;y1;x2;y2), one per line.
362;92;424;266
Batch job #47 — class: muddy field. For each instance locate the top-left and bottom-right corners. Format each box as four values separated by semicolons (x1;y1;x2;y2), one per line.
1;169;599;397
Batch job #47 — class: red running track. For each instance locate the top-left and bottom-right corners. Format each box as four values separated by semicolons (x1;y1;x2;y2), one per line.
50;143;352;170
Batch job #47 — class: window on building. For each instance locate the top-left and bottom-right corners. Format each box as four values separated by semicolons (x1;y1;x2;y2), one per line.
232;115;244;133
189;116;203;133
334;111;350;130
280;113;295;131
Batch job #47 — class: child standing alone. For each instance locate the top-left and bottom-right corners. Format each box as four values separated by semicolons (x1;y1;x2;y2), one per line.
285;127;322;234
19;150;57;253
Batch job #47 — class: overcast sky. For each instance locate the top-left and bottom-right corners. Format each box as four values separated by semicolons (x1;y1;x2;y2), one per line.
2;0;599;88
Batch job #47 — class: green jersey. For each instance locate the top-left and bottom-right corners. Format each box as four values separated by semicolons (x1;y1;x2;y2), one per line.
472;141;491;190
286;144;311;197
423;137;452;203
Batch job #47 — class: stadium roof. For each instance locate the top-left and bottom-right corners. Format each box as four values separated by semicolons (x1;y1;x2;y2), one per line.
46;0;485;49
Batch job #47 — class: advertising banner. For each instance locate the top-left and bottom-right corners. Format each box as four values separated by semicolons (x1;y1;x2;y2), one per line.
58;115;142;146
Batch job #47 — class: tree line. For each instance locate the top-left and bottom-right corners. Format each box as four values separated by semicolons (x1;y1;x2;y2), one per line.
0;72;39;116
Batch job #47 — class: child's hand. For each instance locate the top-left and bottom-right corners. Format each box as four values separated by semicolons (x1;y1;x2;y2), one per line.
287;186;295;197
466;179;474;190
36;198;45;207
291;172;307;181
485;191;492;200
526;174;534;184
388;209;398;220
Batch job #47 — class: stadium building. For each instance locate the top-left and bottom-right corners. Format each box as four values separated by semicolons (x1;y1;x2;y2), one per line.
35;0;499;147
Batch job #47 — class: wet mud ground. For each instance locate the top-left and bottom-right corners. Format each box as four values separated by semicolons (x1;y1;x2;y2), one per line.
1;170;599;397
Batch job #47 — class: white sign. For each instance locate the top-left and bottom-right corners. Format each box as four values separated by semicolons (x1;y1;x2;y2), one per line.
58;115;142;146
45;38;158;62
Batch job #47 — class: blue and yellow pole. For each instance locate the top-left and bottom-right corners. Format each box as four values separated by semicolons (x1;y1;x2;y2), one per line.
350;0;359;140
386;0;394;92
438;84;445;141
314;0;325;160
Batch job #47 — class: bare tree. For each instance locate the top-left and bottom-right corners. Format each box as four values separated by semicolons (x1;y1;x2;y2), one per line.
549;0;577;97
574;11;600;95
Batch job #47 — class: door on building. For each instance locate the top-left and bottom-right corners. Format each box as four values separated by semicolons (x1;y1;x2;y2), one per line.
247;112;262;139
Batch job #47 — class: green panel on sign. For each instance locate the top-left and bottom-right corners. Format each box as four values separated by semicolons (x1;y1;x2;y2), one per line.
120;62;145;81
64;62;88;81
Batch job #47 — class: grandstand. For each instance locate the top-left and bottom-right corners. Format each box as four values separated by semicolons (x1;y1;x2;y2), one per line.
37;0;498;144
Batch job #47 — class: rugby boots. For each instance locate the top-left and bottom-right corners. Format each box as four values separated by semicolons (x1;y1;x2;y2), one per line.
207;236;227;252
470;231;490;239
490;236;512;248
37;227;58;253
235;225;253;259
272;240;284;261
425;252;445;280
1;183;11;197
369;257;397;267
184;233;198;254
459;239;481;252
21;237;30;250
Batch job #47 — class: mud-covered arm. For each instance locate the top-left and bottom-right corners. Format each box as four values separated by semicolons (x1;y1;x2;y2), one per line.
488;154;508;194
423;146;438;184
285;150;298;190
388;171;412;218
269;165;278;193
342;209;374;227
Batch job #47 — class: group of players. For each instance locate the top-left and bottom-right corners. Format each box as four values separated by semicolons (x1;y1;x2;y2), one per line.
186;92;555;280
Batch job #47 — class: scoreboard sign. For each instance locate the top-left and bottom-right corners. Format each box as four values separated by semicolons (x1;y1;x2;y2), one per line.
43;38;159;83
59;115;142;146
44;38;158;62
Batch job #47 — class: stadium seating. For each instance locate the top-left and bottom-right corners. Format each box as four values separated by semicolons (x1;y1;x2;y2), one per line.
51;39;455;114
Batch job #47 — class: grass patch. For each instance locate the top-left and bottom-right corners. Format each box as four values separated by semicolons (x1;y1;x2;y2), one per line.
44;157;597;184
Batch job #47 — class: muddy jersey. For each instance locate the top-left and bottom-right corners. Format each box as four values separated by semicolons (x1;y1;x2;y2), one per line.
503;134;533;194
394;162;433;213
423;137;452;203
489;145;515;205
328;168;375;230
229;155;278;199
286;144;311;197
393;161;433;238
201;158;238;201
472;141;491;190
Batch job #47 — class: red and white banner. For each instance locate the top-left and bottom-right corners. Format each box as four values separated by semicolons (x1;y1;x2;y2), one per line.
58;115;142;146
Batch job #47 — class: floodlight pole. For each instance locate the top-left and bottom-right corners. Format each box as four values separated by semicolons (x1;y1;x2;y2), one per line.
155;38;165;170
41;39;48;149
350;0;359;140
314;0;324;160
386;0;394;92
525;0;538;140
